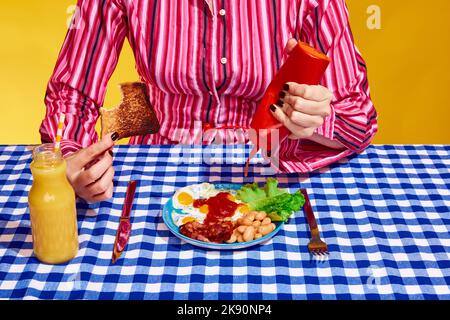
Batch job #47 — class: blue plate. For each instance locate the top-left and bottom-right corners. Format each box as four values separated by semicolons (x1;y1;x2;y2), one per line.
162;183;284;250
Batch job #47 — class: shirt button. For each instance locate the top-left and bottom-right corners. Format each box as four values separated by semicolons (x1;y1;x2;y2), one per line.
219;9;226;16
220;57;228;64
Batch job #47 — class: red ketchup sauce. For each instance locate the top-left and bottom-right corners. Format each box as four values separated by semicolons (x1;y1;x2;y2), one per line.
193;192;239;224
179;192;239;243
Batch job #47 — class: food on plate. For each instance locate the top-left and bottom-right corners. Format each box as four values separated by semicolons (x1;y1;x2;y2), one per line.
180;220;234;243
193;192;240;224
236;178;305;222
100;82;160;140
172;183;216;214
172;183;235;226
226;211;276;243
175;190;243;243
172;178;305;244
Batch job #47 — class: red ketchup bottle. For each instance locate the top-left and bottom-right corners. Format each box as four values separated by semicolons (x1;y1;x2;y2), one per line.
246;42;331;175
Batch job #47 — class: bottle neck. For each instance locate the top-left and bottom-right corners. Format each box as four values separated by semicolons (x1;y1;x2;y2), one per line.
32;144;63;166
31;144;67;186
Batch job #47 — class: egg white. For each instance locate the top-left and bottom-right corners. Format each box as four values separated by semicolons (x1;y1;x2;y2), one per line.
172;210;206;227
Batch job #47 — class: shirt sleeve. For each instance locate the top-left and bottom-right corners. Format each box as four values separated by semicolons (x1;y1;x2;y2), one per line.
278;0;378;173
39;0;128;157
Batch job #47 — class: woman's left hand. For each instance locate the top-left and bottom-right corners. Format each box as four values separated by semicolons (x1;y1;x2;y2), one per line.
270;82;333;139
270;39;333;140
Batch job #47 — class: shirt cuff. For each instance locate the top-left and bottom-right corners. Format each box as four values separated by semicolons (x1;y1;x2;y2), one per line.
314;103;335;141
275;137;353;173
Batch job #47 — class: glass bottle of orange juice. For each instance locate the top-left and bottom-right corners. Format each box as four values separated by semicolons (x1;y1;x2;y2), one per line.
28;144;79;264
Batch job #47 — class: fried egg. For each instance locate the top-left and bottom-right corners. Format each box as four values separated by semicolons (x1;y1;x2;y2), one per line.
172;183;218;212
236;203;250;216
172;183;217;224
193;183;220;199
172;183;247;227
172;188;195;211
172;211;207;227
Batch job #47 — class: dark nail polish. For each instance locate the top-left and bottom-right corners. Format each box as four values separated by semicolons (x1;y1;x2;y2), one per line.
267;150;272;158
276;99;284;107
111;132;119;141
283;84;290;91
278;91;286;99
108;150;114;157
270;104;277;112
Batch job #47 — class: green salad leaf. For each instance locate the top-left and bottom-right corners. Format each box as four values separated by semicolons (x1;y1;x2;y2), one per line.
236;178;305;222
264;177;287;198
236;182;267;203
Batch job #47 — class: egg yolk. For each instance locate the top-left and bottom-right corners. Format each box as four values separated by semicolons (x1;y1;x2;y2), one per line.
238;204;250;214
199;205;209;214
177;192;193;206
182;216;197;224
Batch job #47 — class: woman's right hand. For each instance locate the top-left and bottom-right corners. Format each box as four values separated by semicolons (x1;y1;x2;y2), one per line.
65;133;118;203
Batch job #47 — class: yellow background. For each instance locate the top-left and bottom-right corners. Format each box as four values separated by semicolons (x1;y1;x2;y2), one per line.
0;0;449;144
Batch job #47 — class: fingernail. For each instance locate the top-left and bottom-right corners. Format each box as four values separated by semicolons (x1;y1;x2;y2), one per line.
270;104;277;112
108;150;114;157
278;91;286;99
111;132;119;141
276;99;284;107
267;150;272;158
283;83;290;91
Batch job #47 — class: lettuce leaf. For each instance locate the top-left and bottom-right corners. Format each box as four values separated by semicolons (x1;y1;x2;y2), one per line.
262;192;305;222
236;182;266;203
264;177;287;198
236;178;305;222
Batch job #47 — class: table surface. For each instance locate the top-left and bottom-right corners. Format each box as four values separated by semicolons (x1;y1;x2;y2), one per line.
0;144;449;300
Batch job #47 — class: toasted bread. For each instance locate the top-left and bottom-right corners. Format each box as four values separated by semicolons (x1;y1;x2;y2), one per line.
100;82;160;140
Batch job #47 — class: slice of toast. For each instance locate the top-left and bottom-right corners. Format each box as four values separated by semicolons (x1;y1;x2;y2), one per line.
100;82;160;140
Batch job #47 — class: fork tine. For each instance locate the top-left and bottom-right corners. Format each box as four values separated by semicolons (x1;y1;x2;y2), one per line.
302;189;328;258
316;248;325;256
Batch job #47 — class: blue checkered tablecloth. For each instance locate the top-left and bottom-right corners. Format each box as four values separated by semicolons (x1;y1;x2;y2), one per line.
0;144;449;300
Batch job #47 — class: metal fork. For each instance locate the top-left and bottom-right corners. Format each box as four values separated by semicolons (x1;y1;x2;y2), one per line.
300;189;329;256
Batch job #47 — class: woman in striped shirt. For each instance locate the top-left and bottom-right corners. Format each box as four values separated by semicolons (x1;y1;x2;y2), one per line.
40;0;377;203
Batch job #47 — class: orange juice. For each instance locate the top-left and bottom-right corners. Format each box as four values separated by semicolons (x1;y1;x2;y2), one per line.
28;144;78;264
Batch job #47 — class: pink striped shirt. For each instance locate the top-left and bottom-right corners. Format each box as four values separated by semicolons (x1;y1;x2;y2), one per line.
40;0;377;173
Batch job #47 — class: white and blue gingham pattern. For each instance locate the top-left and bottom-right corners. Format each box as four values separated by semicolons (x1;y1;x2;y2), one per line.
0;144;449;300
